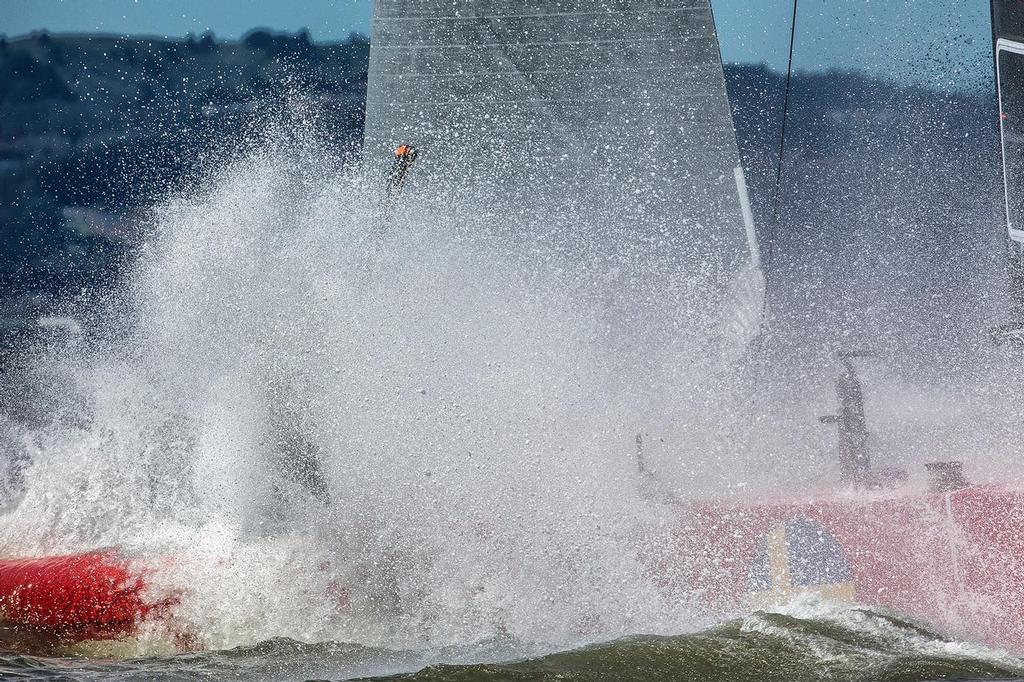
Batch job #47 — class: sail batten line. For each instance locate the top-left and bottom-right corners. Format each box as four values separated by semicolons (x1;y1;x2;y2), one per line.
374;34;712;50
375;7;703;21
371;95;724;105
374;64;720;78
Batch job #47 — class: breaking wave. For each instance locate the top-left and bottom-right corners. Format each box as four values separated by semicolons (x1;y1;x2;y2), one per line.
2;600;1022;681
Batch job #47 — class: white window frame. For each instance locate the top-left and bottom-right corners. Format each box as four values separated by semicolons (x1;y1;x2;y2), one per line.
996;38;1024;244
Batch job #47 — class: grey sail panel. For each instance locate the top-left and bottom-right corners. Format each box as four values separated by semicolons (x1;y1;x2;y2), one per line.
364;0;763;363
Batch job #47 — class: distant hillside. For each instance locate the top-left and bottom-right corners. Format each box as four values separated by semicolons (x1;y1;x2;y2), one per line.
0;30;369;321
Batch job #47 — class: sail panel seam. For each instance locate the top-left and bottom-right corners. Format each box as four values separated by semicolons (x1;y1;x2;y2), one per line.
372;64;721;78
375;8;703;21
373;35;711;50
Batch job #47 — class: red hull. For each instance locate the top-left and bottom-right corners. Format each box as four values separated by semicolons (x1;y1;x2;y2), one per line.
0;551;162;641
2;485;1021;651
668;483;1024;651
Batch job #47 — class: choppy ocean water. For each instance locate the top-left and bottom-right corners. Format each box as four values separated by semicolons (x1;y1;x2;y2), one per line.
3;604;1023;682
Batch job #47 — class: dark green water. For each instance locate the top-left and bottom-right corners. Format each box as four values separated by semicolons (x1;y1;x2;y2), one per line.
2;607;1022;682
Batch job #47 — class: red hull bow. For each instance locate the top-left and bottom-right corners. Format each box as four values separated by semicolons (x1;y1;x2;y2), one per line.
0;551;160;641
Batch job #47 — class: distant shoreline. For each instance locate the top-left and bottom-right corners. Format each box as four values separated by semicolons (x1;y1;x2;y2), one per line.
1;29;368;47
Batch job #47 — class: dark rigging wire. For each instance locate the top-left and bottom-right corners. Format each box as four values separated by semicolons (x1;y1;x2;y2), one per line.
763;0;800;295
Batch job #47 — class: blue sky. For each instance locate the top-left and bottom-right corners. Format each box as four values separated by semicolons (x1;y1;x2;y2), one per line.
1;0;992;89
711;0;991;90
1;0;373;42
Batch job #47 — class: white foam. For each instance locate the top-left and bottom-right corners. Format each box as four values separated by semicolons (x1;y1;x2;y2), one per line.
0;128;747;651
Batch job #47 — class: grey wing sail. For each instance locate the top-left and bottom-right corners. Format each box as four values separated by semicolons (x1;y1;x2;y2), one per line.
364;0;765;363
